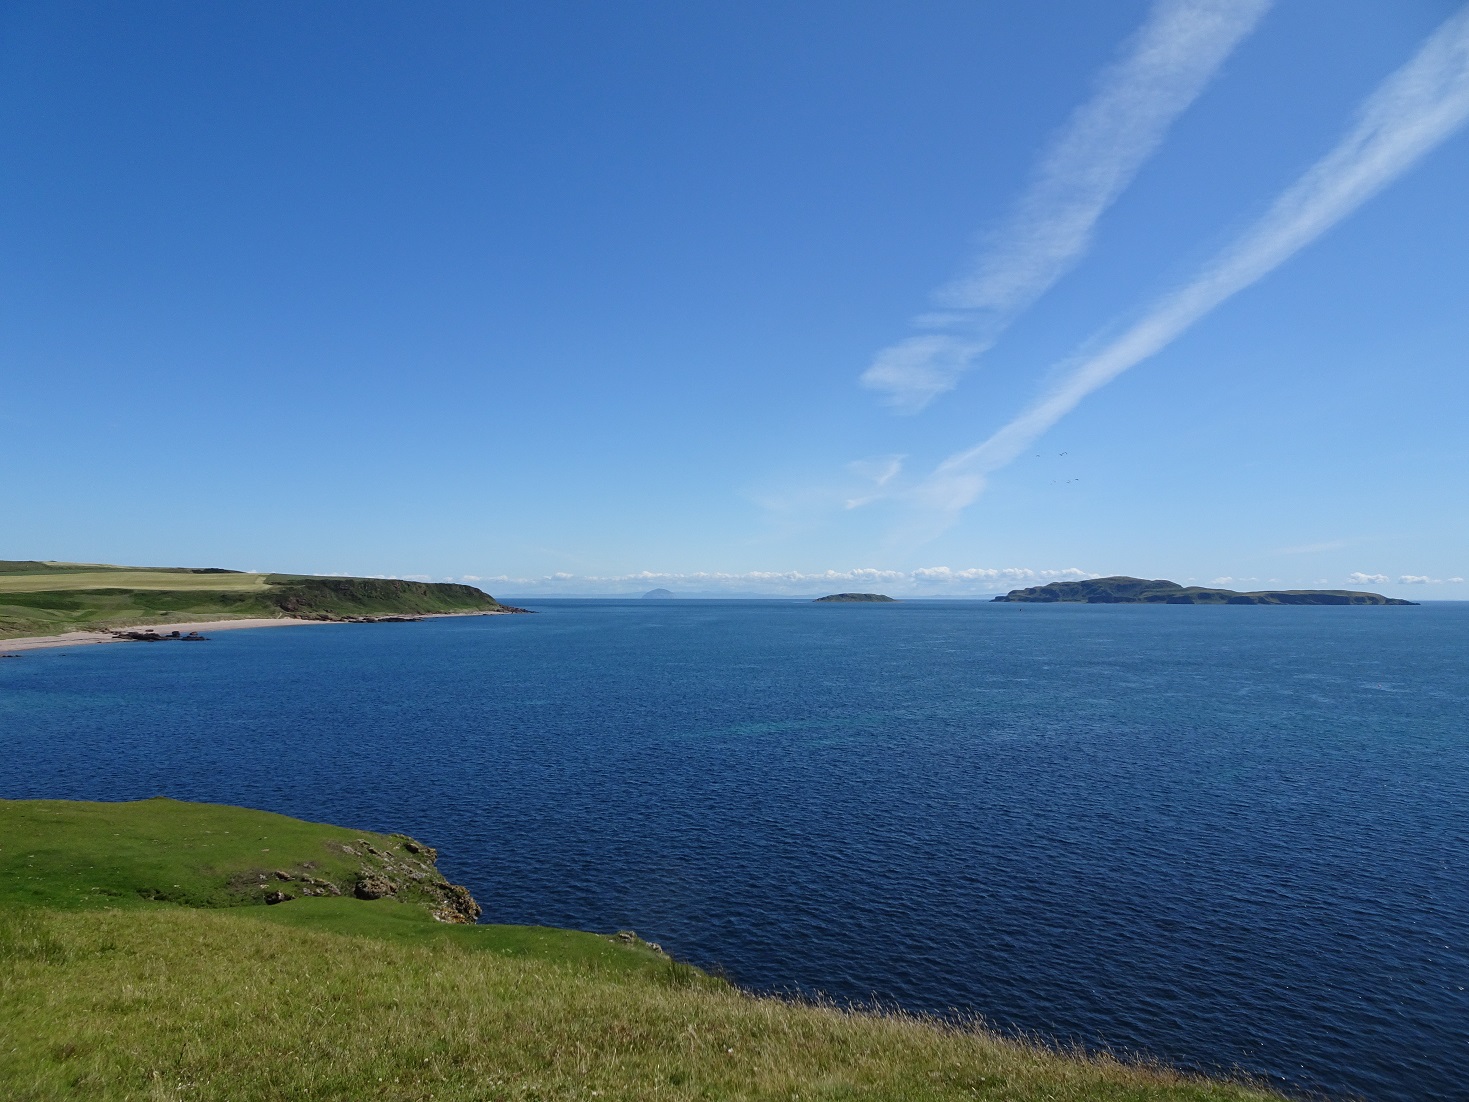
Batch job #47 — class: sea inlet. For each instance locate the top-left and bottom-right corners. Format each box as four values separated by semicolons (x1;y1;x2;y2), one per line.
2;598;1464;1101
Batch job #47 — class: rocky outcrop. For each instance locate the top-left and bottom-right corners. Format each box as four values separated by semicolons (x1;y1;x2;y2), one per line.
612;929;665;954
354;874;395;900
109;629;207;642
335;835;483;923
238;832;482;923
429;883;482;925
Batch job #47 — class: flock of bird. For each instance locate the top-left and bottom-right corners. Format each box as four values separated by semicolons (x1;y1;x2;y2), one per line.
1037;452;1081;485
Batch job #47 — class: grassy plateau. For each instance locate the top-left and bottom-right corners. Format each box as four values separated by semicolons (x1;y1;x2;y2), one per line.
0;561;512;640
0;798;1284;1101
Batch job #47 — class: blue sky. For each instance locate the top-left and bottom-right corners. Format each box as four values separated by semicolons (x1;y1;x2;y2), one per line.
3;1;1466;597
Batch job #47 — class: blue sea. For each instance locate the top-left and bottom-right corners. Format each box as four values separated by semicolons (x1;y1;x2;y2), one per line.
2;599;1465;1101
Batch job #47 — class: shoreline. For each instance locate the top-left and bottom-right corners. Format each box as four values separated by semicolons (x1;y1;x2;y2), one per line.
0;610;517;654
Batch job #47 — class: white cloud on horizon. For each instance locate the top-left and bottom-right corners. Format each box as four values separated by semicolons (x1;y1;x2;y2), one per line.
1350;573;1464;587
471;566;1097;596
915;7;1469;515
860;0;1271;411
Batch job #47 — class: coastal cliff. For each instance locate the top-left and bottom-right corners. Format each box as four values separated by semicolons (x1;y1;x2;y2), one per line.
993;576;1415;605
261;574;516;619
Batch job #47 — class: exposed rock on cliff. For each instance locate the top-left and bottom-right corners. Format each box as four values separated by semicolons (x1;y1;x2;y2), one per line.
249;832;483;923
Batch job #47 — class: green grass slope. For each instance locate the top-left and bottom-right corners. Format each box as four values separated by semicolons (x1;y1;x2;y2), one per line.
0;798;1281;1102
0;798;657;967
1;798;470;916
0;561;514;639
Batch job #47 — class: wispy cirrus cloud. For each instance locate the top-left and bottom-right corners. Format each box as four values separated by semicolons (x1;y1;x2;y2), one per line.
844;454;906;509
917;6;1469;514
861;0;1272;412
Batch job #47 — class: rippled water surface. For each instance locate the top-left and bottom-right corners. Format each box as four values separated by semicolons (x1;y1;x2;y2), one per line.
3;600;1466;1100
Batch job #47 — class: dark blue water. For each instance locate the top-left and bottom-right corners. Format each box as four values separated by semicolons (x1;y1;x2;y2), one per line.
2;600;1465;1101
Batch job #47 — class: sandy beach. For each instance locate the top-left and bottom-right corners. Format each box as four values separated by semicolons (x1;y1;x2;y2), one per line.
0;609;524;654
0;617;331;653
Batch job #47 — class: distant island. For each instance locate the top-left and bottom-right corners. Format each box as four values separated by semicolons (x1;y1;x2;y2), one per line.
642;588;675;599
814;592;897;603
993;576;1415;605
0;560;531;645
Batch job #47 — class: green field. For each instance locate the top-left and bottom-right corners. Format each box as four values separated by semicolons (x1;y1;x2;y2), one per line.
0;561;176;575
0;798;1280;1102
0;561;509;639
0;571;271;594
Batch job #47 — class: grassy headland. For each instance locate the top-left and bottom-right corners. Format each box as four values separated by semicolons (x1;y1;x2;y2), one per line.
0;797;1282;1101
994;576;1414;605
0;561;519;640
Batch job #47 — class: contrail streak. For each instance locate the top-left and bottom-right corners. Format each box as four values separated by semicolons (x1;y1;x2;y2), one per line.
920;4;1469;513
862;0;1272;412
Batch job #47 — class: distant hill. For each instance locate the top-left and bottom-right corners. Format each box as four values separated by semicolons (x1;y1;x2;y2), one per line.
993;576;1414;605
0;561;527;639
814;592;896;603
642;588;675;599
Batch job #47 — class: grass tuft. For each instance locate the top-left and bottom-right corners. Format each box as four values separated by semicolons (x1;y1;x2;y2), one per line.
0;907;72;964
